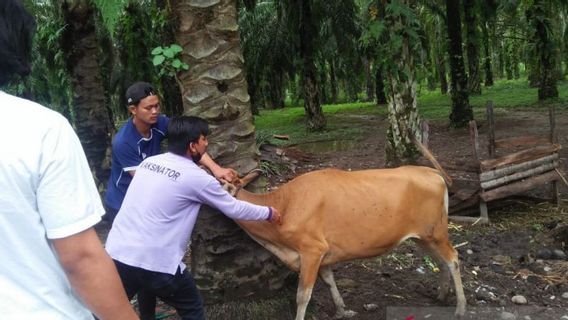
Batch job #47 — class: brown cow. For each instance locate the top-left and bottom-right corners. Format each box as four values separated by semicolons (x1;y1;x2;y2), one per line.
229;166;466;320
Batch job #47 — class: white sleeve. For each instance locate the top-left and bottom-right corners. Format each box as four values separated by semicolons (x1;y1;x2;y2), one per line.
37;116;105;239
197;179;270;221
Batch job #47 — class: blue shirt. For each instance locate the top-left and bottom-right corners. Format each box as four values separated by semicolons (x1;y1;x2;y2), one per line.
104;115;169;210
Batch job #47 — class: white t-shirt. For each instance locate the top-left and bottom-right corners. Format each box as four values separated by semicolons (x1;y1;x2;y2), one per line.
0;91;105;319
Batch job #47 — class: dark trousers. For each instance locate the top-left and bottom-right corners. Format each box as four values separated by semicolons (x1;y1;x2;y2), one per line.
113;260;204;320
102;203;119;224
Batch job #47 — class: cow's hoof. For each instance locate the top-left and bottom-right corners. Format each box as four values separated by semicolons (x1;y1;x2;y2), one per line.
454;306;466;318
335;309;357;319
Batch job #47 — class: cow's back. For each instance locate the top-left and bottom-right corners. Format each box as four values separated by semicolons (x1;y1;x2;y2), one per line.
274;166;448;264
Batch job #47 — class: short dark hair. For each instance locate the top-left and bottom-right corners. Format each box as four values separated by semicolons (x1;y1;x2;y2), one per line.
167;116;210;155
0;0;36;86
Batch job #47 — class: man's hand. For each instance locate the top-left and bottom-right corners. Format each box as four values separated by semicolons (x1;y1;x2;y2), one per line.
215;167;238;184
200;153;238;183
269;207;282;225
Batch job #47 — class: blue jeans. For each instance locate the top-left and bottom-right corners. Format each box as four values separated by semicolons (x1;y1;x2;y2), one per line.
113;260;204;320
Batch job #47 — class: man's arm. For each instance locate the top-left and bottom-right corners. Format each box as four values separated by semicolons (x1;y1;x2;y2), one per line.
52;228;138;320
200;152;238;182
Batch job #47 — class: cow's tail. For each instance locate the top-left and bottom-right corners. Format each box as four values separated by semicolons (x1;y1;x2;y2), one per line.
410;134;453;188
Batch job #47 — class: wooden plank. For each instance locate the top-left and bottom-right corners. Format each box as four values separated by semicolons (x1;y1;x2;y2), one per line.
480;201;489;222
479;154;558;182
480;144;561;171
486;101;495;158
272;134;290;140
552;181;559;206
449;215;490;224
494;135;550;149
480;161;558;190
469;120;480;162
481;170;560;202
549;104;556;144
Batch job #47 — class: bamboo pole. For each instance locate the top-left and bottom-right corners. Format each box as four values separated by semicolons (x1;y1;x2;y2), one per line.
481;170;560;202
479;153;558;182
480;144;561;171
480;161;557;189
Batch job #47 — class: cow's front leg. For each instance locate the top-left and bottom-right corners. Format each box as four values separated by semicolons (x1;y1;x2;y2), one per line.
319;265;357;318
294;253;324;320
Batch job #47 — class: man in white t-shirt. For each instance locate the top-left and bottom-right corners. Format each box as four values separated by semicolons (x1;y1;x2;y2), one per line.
0;1;137;319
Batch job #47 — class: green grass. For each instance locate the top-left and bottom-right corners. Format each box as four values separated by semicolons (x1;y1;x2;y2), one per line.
254;102;382;145
255;78;568;145
418;78;568;119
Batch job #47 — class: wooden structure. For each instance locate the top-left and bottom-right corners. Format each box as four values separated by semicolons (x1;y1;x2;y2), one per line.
466;101;561;222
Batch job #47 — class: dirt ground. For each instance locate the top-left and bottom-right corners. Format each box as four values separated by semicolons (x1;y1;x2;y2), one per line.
107;107;568;319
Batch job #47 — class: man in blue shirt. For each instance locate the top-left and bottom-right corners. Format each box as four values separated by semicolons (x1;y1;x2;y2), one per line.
104;82;236;223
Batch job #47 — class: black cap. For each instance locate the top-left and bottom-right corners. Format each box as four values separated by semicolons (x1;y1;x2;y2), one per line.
125;82;156;106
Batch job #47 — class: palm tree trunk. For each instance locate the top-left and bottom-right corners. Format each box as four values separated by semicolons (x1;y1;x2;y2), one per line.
445;0;473;127
497;40;505;79
246;72;260;115
319;62;329;104
436;19;449;94
437;55;448;94
374;63;387;104
505;43;513;80
363;56;374;102
529;0;558;100
268;70;285;109
482;20;494;86
173;0;290;302
298;0;325;130
329;58;338;104
463;0;481;94
61;0;113;189
384;0;421;167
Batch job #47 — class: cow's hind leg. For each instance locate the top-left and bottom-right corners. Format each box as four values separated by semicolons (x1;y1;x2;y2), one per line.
417;239;466;317
295;253;323;320
416;240;451;301
319;266;357;319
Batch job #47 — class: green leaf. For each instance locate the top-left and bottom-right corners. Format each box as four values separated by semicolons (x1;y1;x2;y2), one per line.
163;48;175;58
151;47;164;55
152;55;165;66
172;59;182;68
170;44;183;53
182;63;189;70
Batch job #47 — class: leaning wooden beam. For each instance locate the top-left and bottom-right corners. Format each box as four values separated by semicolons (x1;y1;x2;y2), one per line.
494;135;550;149
480;153;559;182
481;170;560;202
469;120;480;163
480;161;558;190
480;144;561;171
